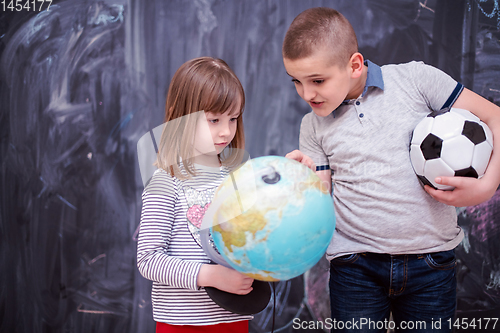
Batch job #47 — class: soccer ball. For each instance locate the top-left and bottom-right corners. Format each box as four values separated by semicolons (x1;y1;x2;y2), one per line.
409;108;493;190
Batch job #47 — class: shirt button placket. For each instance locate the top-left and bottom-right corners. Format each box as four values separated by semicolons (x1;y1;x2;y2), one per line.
355;100;364;121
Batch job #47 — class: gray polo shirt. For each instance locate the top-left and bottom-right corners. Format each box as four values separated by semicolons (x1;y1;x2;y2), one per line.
300;61;464;260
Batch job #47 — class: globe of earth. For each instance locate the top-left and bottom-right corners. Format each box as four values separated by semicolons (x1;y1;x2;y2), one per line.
204;156;335;281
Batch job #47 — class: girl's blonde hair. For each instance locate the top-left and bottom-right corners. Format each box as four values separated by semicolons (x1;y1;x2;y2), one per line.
156;57;246;178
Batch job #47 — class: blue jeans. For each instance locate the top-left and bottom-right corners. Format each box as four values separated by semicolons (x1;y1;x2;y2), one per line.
329;251;457;332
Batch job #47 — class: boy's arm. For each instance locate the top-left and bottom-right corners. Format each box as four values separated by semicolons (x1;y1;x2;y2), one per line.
425;88;500;206
317;169;332;194
286;149;332;194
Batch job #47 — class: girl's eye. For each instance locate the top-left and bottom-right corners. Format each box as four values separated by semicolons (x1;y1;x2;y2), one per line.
230;117;238;122
313;79;324;84
209;119;219;124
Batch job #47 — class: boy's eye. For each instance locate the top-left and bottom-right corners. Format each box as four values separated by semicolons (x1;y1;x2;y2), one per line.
313;79;324;84
291;78;300;84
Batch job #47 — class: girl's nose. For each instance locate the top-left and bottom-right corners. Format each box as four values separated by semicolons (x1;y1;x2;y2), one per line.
218;122;231;137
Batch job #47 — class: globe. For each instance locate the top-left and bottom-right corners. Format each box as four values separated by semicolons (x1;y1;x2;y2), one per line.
202;156;335;281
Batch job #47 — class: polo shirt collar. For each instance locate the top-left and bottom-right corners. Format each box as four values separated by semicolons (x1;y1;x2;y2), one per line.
362;59;384;96
342;60;384;105
334;61;384;115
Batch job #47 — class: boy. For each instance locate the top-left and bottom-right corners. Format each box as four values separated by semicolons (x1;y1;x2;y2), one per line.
283;7;500;332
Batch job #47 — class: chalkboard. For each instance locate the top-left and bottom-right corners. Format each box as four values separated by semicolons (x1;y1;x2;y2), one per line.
1;1;499;332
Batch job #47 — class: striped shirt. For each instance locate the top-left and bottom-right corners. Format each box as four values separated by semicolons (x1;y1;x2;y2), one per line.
137;164;253;325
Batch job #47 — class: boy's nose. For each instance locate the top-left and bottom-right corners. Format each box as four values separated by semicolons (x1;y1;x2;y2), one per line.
302;85;316;101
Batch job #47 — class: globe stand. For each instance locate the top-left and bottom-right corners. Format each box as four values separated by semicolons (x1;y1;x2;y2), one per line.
199;228;272;315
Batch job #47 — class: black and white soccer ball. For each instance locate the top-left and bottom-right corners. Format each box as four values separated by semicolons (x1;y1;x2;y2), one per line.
409;107;493;190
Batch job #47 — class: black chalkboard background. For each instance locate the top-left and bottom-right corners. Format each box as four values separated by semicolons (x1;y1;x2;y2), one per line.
1;0;499;332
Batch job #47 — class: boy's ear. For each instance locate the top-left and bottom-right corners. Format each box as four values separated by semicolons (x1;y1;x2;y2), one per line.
349;52;364;79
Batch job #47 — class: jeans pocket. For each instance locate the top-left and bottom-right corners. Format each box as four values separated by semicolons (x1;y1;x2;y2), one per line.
330;253;360;265
424;250;457;270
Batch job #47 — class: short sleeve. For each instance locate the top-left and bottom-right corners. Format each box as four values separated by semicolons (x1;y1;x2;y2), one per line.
408;61;463;112
299;113;329;169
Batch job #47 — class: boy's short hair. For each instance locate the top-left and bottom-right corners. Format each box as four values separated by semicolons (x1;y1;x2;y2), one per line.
283;7;358;67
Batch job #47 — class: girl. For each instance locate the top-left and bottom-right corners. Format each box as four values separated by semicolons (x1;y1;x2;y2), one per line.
137;57;254;332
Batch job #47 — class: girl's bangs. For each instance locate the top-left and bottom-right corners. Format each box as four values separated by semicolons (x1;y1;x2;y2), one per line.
203;74;244;114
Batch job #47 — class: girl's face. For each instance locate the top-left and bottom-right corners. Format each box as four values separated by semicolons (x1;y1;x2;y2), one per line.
193;104;241;159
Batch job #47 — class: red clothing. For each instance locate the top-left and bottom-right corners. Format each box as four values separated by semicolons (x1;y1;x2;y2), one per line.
156;320;249;333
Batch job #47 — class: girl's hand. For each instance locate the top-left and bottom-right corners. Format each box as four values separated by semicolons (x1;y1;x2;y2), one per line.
285;149;316;171
424;176;496;207
197;264;254;295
